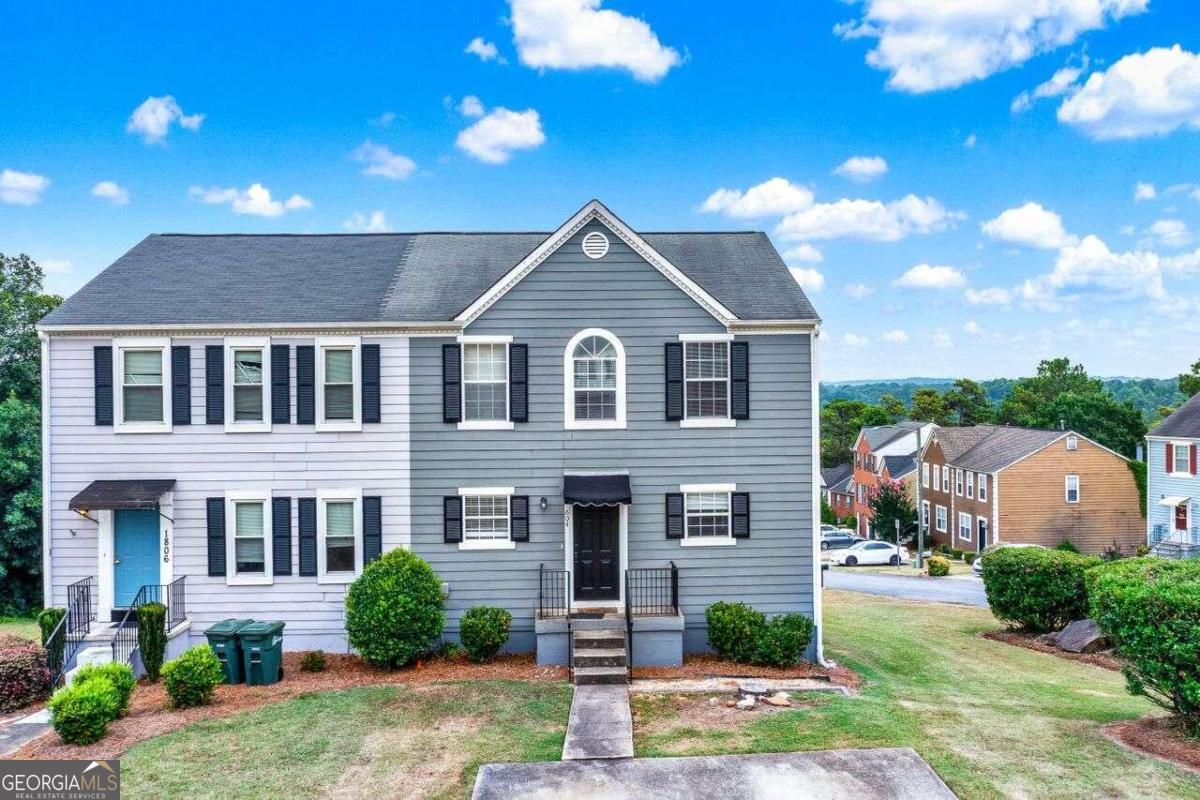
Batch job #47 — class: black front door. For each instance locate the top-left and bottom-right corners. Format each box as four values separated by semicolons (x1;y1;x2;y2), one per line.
574;506;619;601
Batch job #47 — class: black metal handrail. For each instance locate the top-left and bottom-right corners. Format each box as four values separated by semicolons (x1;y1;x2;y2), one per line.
111;576;187;665
625;562;679;616
538;564;572;681
46;576;97;686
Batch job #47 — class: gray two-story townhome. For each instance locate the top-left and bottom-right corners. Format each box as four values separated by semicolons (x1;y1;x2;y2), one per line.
38;200;822;676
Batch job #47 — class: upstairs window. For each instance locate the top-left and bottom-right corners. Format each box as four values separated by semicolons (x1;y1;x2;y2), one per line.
941;465;949;489
225;338;271;432
316;337;361;432
565;329;626;429
1066;435;1078;451
1173;443;1191;475
114;338;171;433
978;475;988;502
464;342;508;422
922;463;929;487
966;472;974;499
955;469;964;496
683;339;730;422
932;465;941;491
1065;475;1080;504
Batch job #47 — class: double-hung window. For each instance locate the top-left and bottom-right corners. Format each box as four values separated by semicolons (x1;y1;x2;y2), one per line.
1171;443;1191;476
955;469;964;496
681;483;736;545
966;472;974;499
459;336;512;430
316;337;361;432
978;475;988;502
941;465;949;490
225;491;271;585
1065;475;1080;504
317;490;362;582
958;512;972;542
681;334;734;427
921;500;930;530
932;465;941;491
114;338;171;433
935;505;947;532
225;338;271;432
922;463;929;487
565;329;626;429
458;487;515;550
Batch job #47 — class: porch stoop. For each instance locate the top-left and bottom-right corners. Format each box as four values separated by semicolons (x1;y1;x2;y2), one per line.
572;627;627;685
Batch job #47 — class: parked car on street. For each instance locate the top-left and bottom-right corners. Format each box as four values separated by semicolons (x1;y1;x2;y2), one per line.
820;530;863;551
831;540;907;566
971;542;1046;576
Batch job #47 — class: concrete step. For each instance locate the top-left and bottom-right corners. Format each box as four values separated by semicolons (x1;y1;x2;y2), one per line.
573;666;628;686
573;630;624;649
63;645;113;684
571;616;626;632
573;647;627;668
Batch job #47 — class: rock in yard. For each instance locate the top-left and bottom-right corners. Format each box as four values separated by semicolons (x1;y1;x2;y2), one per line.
1055;619;1110;654
738;680;768;699
764;692;792;707
723;700;738;708
708;697;720;706
736;696;756;711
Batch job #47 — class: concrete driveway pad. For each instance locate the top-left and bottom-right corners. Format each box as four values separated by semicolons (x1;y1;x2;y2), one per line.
474;747;956;799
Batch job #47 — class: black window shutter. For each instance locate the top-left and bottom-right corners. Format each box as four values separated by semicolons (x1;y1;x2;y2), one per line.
206;497;226;576
443;496;463;543
732;492;751;538
363;496;383;562
93;346;113;426
205;345;223;425
296;346;315;425
511;495;530;542
442;344;462;423
509;343;528;423
271;344;290;425
731;341;750;420
665;492;684;539
664;342;684;421
272;497;292;576
362;344;381;424
298;498;317;576
171;346;191;425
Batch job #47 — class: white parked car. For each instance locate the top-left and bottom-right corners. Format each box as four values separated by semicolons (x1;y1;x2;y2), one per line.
831;540;907;567
972;542;1046;576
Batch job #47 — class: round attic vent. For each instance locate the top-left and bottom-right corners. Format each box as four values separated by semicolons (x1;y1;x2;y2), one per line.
582;231;610;259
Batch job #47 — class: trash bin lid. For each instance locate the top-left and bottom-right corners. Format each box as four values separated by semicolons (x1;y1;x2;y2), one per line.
206;618;255;635
238;620;285;637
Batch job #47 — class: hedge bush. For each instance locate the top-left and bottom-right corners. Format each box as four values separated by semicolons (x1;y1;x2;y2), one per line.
37;607;66;671
0;634;51;712
981;547;1100;632
753;614;816;667
459;606;513;663
926;556;951;577
137;602;167;682
706;602;765;663
73;662;135;716
345;549;445;667
162;645;225;709
49;676;119;745
299;650;327;673
1088;558;1200;735
1055;538;1080;553
964;552;979;566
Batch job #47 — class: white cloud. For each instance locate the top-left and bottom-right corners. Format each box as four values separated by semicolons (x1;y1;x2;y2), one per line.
981;202;1077;249
91;180;129;205
844;282;874;299
0;169;49;205
343;210;392;233
1058;46;1200;139
700;177;813;219
964;133;977;148
40;259;72;274
932;328;953;348
1020;234;1165;307
841;333;870;348
963;320;983;335
458;95;486;118
351;141;417;180
1134;181;1157;201
126;95;204;143
370;111;397;127
1011;62;1086;112
892;263;967;290
881;329;908;343
456;106;546;164
509;0;682;83
465;36;501;62
783;244;823;264
964;286;1012;306
833;155;888;183
776;194;963;242
789;267;825;292
835;0;1146;93
188;183;312;217
1148;219;1191;248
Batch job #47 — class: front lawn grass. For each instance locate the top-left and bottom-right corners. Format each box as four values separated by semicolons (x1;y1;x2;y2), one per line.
635;590;1200;799
0;615;39;641
120;680;571;799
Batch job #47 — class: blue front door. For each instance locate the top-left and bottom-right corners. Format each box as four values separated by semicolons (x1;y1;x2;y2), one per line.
114;509;160;608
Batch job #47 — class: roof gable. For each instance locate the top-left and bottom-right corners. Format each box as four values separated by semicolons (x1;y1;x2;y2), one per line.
1149;392;1200;438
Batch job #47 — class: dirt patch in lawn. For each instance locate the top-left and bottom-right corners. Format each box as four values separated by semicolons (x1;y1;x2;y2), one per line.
10;651;565;761
1102;717;1200;775
633;692;813;736
633;654;861;690
981;630;1124;672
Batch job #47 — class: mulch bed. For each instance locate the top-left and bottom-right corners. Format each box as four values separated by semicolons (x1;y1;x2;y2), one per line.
9;652;565;761
1102;717;1200;775
633;654;861;690
981;630;1124;672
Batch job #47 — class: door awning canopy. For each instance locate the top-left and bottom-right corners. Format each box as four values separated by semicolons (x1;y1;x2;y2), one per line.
69;479;176;512
563;473;632;506
1159;495;1190;508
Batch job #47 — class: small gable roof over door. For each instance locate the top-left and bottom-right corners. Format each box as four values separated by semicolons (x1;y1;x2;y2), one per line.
69;479;175;511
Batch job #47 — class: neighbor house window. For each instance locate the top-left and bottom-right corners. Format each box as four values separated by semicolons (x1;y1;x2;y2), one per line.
958;512;972;541
955;469;964;496
935;505;947;532
316;337;361;432
225;338;270;432
922;463;929;487
565;329;625;429
1066;435;1078;451
921;500;930;530
941;465;949;489
458;487;515;550
114;339;171;433
225;491;271;585
317;490;362;582
682;484;735;544
462;341;509;424
932;465;941;491
966;472;974;499
1065;475;1080;504
978;475;988;502
1172;443;1191;475
682;336;731;424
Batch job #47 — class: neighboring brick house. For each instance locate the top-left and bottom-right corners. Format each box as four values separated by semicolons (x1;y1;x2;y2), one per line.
821;464;853;520
918;425;1142;555
851;422;935;537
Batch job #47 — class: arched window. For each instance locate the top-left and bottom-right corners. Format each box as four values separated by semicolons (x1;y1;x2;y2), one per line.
564;328;626;429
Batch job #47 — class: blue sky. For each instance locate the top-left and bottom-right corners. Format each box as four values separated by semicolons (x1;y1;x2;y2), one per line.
5;0;1200;381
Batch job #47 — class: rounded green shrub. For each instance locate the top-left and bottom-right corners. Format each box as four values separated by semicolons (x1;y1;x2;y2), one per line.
753;613;815;667
49;676;120;745
1055;538;1080;553
0;634;51;712
162;645;225;709
73;662;135;716
926;556;951;577
706;601;767;663
345;549;445;667
299;650;327;673
964;553;979;566
137;602;167;682
1088;558;1200;735
982;547;1100;632
459;606;513;663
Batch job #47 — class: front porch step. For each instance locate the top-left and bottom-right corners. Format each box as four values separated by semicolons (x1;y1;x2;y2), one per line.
573;630;625;649
573;647;626;668
63;645;113;685
573;666;629;685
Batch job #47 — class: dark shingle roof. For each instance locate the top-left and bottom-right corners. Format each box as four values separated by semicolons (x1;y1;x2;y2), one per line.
1149;393;1200;438
882;454;917;478
941;425;1068;473
822;464;852;491
41;229;817;327
933;425;1001;461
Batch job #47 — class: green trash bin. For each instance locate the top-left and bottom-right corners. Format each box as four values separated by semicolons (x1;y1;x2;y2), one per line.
239;621;286;686
204;619;254;684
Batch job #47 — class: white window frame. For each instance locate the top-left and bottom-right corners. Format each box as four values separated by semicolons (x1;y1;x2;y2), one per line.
224;337;272;433
931;465;941;491
941;465;949;490
1066;434;1078;451
564;328;626;430
457;486;516;551
678;333;736;429
679;482;737;547
966;471;974;499
1064;475;1080;504
955;469;964;496
958;511;973;542
113;337;172;434
935;505;947;533
315;336;362;433
1170;441;1192;476
921;500;930;530
922;463;929;487
225;490;272;586
457;335;514;431
317;488;363;583
978;474;988;502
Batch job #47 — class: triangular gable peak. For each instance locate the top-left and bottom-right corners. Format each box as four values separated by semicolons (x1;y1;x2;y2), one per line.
455;199;739;326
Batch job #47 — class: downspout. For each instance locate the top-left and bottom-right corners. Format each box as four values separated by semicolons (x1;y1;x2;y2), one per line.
809;326;827;665
40;332;52;607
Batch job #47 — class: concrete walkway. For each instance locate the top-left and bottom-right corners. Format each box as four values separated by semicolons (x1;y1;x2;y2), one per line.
474;747;957;799
825;569;987;607
0;708;51;756
561;685;634;760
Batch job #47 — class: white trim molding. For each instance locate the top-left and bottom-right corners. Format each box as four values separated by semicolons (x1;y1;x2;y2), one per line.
40;335;51;606
315;336;362;433
224;337;272;433
562;502;629;609
457;334;513;344
113;337;172;434
225;490;273;586
564;328;627;430
316;488;364;584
